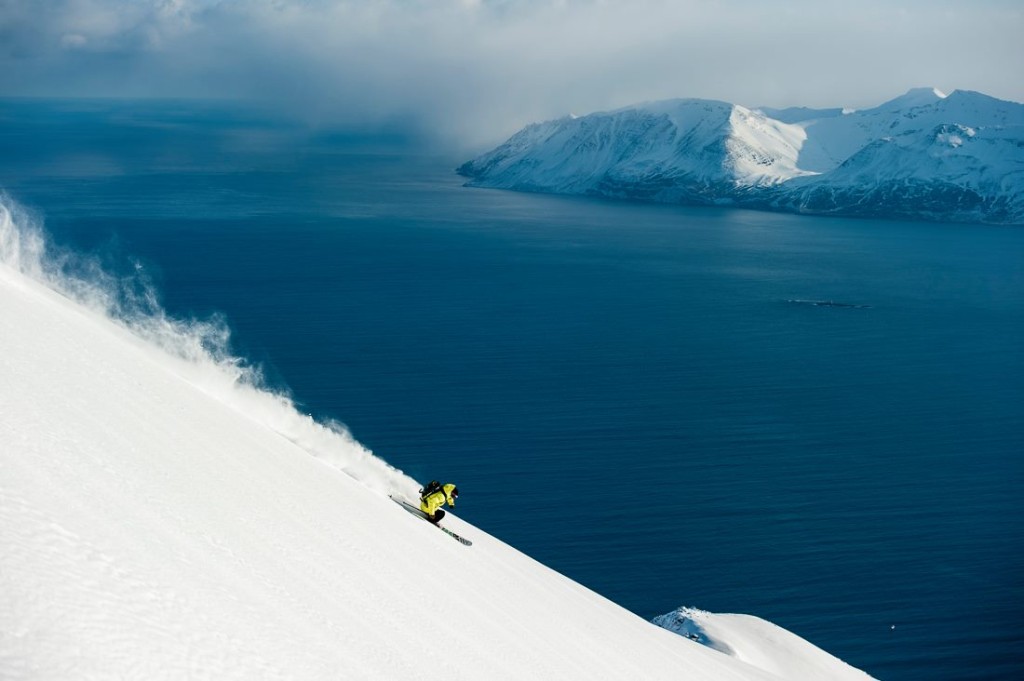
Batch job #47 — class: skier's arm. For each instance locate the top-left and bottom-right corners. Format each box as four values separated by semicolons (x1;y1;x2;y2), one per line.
443;484;457;508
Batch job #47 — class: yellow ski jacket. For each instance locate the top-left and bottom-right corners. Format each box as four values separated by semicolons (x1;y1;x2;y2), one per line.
421;483;457;516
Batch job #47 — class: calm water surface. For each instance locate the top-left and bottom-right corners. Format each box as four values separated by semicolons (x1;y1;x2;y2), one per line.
2;101;1022;680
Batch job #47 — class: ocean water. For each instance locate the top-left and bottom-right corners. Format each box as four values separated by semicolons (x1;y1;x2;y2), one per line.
2;100;1022;680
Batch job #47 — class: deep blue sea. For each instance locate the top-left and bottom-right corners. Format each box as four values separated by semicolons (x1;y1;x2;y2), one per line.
3;100;1022;680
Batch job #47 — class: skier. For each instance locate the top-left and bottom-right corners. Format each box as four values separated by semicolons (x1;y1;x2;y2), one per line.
419;481;459;525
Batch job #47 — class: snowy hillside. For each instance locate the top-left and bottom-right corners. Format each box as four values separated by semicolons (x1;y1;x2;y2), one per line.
459;89;1024;225
0;198;875;679
459;99;814;205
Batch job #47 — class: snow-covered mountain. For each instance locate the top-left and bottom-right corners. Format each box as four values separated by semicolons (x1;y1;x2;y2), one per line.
459;88;1024;225
1;197;876;679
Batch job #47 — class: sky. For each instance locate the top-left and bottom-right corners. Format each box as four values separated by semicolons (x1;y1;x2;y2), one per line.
1;0;1022;147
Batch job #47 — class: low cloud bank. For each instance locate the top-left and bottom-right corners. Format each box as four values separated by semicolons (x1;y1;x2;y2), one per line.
2;1;1021;147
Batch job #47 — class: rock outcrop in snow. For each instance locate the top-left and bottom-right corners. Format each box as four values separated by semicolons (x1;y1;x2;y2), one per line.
459;89;1024;225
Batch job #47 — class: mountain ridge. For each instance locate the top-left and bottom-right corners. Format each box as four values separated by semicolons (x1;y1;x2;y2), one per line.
459;88;1024;224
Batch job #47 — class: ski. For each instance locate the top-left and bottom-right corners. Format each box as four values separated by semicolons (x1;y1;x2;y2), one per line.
439;526;473;546
389;495;473;546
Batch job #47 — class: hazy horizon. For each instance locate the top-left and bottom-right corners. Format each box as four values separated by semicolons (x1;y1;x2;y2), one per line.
2;1;1021;148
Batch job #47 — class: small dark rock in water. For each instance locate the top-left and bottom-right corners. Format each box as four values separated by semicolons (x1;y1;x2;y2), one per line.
787;299;871;309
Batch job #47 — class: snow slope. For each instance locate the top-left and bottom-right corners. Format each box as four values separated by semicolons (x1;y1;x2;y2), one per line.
460;89;1024;224
459;99;813;205
654;608;873;681
0;199;874;680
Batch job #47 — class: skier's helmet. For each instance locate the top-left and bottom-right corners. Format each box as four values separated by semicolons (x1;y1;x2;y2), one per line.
451;486;459;499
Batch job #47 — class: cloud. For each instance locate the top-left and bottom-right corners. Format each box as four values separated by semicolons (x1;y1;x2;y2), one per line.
1;0;1022;147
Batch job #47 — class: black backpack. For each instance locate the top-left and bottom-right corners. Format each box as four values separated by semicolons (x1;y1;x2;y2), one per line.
420;480;442;500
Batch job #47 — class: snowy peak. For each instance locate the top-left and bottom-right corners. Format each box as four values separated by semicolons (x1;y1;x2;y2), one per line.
868;86;947;113
623;97;734;131
458;99;812;205
460;88;1024;224
724;104;813;185
934;89;1024;127
793;88;1024;174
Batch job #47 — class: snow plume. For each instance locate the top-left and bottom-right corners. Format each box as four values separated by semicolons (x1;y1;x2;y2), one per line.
0;194;419;498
